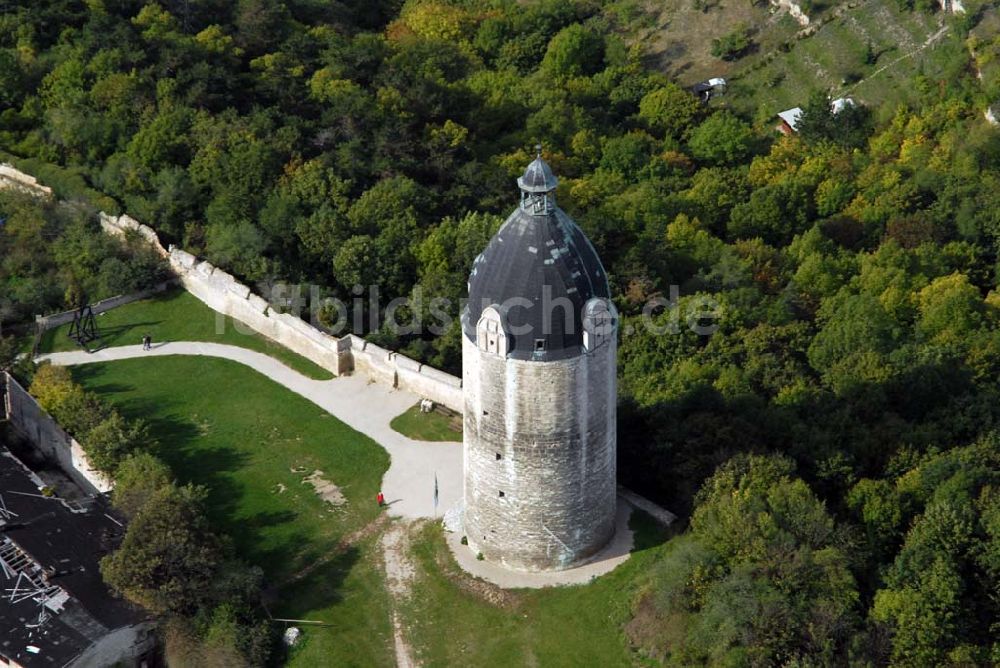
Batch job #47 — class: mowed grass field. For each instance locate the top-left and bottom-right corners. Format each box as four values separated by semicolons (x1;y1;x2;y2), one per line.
40;289;333;380
390;404;463;442
71;356;393;666
71;354;682;666
400;513;675;667
55;293;684;665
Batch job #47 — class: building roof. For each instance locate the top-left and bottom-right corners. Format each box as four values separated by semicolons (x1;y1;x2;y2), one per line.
777;107;803;131
462;156;611;362
831;97;855;114
516;151;559;194
0;448;143;668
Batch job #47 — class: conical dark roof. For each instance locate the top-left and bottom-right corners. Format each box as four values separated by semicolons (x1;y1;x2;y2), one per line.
517;156;559;193
462;158;610;361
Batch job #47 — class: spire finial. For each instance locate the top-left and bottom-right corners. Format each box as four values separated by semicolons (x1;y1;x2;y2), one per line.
535;144;542;159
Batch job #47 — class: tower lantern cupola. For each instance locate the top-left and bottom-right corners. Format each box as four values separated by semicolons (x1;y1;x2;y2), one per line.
517;145;559;215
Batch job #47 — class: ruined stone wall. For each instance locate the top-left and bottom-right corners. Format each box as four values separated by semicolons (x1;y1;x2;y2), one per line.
4;164;467;412
168;248;352;376
462;334;617;571
35;281;175;331
348;335;464;411
102;213;469;410
2;372;112;495
0;163;53;197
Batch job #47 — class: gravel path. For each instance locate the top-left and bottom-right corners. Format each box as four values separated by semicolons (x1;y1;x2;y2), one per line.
381;522;419;668
38;342;463;520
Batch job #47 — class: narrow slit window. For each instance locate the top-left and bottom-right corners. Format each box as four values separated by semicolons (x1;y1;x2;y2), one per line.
534;338;546;352
495;452;502;461
498;490;505;498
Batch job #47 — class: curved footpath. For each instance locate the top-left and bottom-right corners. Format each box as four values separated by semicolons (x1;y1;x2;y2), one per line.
38;342;657;588
38;342;463;520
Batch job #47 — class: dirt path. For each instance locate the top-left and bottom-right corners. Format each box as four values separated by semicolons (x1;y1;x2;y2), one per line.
845;24;949;94
277;512;390;590
382;522;419;668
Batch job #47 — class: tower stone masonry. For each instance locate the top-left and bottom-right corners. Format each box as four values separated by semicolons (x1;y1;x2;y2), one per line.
461;151;618;571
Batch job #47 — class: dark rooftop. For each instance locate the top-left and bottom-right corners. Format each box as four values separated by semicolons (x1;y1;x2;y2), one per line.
0;447;144;668
517;154;559;193
463;156;611;361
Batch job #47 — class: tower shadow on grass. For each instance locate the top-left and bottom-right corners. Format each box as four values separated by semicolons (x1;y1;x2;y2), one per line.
266;543;362;615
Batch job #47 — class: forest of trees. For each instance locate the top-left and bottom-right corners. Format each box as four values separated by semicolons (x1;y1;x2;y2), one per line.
4;0;1000;664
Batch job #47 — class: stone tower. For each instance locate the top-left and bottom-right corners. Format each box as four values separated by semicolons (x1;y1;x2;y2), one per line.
461;151;618;572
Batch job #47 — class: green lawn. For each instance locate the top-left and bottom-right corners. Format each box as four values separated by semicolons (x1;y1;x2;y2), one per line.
71;357;393;666
67;352;678;666
390;404;462;442
39;288;333;380
400;512;674;667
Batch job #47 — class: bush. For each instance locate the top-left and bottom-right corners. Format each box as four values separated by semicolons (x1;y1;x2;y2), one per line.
113;452;174;518
101;484;223;616
29;363;150;474
83;412;149;475
688;112;755;165
711;26;751;61
541;24;605;78
638;84;703;139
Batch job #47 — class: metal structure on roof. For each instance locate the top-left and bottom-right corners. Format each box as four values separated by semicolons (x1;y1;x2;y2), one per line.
0;447;151;668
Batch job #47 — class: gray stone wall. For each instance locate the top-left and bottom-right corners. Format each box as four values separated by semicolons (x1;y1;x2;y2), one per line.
35;281;175;331
0;163;53;197
462;334;617;571
3;372;111;495
3;164;468;412
349;336;464;411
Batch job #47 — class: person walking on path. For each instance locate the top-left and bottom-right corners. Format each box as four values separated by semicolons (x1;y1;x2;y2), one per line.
142;334;152;351
377;491;385;508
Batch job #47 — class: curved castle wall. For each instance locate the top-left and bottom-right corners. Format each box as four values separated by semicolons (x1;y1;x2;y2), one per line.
462;334;617;571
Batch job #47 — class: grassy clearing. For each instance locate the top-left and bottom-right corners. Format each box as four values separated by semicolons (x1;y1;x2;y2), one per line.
39;288;333;380
970;7;1000;90
727;1;950;115
399;512;675;667
636;0;797;86
390;404;462;442
71;357;393;666
632;0;958;118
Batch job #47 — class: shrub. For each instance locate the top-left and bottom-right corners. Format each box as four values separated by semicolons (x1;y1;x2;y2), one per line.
688;112;755;165
101;484;223;616
113;452;174;518
711;26;751;61
29;363;150;474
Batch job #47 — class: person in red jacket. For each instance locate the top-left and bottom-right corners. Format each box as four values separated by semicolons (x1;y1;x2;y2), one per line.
377;491;385;507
